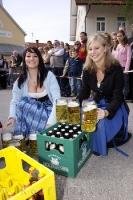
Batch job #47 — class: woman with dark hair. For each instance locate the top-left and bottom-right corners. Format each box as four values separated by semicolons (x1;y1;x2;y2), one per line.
64;43;70;64
6;47;61;139
111;32;119;58
78;33;130;156
0;54;8;89
114;30;132;99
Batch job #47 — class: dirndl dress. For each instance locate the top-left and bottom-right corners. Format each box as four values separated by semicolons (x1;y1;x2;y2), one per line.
14;95;52;137
91;99;128;156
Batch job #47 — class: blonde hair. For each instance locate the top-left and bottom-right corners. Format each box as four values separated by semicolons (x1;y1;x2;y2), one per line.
84;33;118;72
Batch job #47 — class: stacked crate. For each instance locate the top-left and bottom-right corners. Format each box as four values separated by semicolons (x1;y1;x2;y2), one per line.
37;123;92;177
0;146;56;200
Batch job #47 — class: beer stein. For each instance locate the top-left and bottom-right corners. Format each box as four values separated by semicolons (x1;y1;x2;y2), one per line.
2;123;14;148
29;133;37;156
12;134;24;150
56;98;68;123
68;99;80;124
81;100;97;133
2;132;12;148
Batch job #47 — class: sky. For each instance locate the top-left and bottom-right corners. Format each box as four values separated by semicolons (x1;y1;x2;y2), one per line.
3;0;70;43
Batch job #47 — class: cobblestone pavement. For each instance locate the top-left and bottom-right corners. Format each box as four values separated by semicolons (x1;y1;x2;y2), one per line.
0;89;133;200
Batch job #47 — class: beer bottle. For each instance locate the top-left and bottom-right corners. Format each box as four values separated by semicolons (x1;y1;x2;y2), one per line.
58;144;64;154
73;133;78;138
77;131;82;135
53;127;58;133
45;141;51;151
61;128;65;136
76;124;81;131
69;130;74;138
47;130;53;136
64;125;69;132
73;126;78;133
63;132;70;139
68;123;73;129
55;131;61;138
57;124;62;131
49;143;56;150
79;135;87;148
62;122;66;128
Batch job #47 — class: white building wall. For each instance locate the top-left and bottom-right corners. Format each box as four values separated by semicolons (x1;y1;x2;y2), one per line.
76;6;86;40
74;3;132;40
86;5;131;37
70;0;77;41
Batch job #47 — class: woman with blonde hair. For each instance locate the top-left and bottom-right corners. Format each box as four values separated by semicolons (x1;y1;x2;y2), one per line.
78;33;130;156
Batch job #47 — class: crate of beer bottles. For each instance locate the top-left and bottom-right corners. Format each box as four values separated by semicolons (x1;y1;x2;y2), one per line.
0;146;56;200
37;123;92;177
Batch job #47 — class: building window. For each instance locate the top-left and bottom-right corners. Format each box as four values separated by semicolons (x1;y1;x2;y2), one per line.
117;17;126;30
97;17;105;32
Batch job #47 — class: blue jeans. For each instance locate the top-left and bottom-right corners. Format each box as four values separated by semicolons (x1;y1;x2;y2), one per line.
69;77;81;96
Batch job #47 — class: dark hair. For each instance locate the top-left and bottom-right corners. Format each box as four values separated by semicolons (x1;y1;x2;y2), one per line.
117;30;128;46
65;43;70;48
47;40;52;44
74;41;81;46
18;47;48;89
80;32;87;36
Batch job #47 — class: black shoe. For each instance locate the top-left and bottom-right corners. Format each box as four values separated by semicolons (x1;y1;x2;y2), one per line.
107;132;132;148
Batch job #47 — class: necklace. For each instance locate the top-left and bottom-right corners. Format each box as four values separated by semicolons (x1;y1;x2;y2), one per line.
96;71;104;82
96;71;104;88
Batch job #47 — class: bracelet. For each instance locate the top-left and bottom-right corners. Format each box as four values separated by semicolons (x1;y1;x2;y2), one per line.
8;117;15;121
104;110;109;117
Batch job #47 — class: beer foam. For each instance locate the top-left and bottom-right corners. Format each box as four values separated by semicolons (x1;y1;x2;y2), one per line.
68;101;79;107
2;132;12;141
83;105;97;112
88;101;96;105
57;100;67;105
13;135;24;140
29;134;37;140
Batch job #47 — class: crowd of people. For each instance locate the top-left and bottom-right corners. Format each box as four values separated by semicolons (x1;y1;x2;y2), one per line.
0;28;133;156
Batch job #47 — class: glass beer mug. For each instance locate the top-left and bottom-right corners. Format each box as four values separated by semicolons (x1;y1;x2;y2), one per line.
29;133;37;156
2;124;14;148
81;100;97;133
68;99;80;124
56;98;68;123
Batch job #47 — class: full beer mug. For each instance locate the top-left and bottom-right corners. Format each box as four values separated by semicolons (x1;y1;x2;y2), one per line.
81;100;97;132
2;132;12;148
29;133;37;156
56;98;68;123
68;99;80;124
2;124;14;148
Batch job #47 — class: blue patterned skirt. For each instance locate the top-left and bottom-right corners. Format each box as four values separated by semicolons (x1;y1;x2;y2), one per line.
91;99;128;156
14;96;52;136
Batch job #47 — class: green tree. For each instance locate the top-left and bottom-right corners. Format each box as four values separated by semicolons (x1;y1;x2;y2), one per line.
123;0;133;19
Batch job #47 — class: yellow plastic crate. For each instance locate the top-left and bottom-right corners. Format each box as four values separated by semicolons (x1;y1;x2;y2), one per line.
0;146;56;200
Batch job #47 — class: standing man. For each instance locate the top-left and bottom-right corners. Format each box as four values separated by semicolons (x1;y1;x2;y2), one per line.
79;32;88;63
49;40;64;87
9;50;22;87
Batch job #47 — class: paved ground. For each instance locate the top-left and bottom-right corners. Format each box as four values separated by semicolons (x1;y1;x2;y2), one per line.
0;89;133;200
